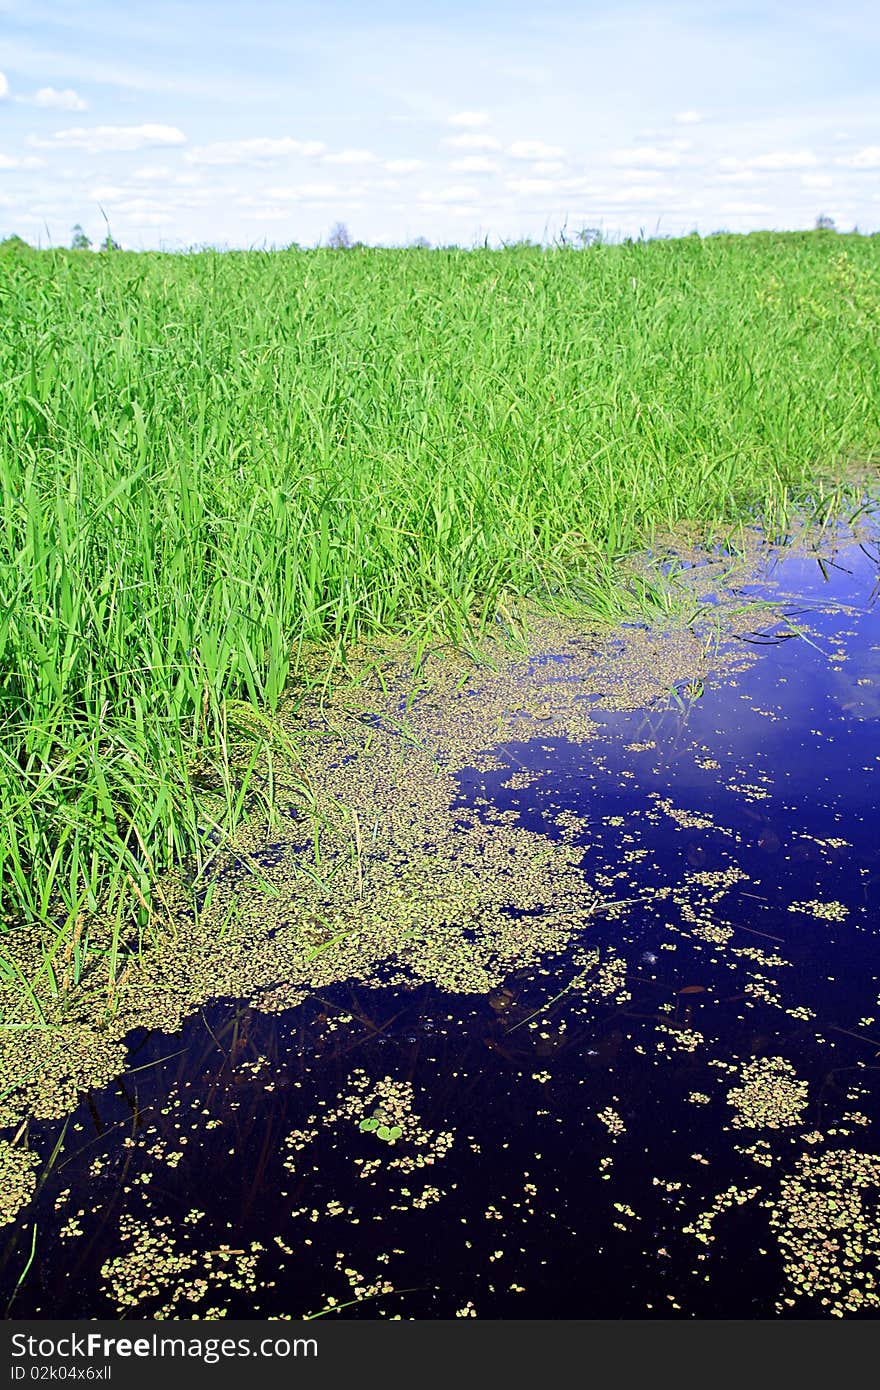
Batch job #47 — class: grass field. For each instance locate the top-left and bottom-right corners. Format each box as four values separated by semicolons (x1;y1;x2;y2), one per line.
1;230;879;990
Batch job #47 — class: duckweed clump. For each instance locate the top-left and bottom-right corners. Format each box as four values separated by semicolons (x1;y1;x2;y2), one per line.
100;1213;266;1317
770;1149;880;1316
726;1058;810;1131
788;899;850;923
0;1140;40;1227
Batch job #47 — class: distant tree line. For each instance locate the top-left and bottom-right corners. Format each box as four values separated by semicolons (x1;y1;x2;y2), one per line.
0;213;857;256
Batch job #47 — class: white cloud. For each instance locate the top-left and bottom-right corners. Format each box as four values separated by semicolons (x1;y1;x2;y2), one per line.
674;110;703;124
715;166;758;183
301;183;340;199
384;158;423;174
721;200;771;214
720;150;817;173
750;150;818;170
323;148;376;166
621;169;667;183
33;87;87;111
35;123;186;153
530;160;565;175
837;146;880;169
450;156;500;174
0;152;46;170
113;197;169;217
613;145;682;169
0;72;8;101
263;183;339;201
186;136;325;166
89;184;129;202
444;132;501;151
508;139;564;161
497;64;549;85
234;201;289;221
131;164;171;182
505;177;557;195
420;185;475;203
802;173;833;189
603;183;676;204
448;111;490;128
558;175;599;192
417;199;476;218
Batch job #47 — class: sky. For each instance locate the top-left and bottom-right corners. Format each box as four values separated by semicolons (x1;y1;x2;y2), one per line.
1;0;879;249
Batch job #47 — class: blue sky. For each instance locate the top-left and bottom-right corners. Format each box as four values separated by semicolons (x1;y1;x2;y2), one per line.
1;0;878;248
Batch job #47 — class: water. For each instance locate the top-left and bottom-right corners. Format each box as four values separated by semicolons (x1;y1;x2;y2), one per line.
2;519;879;1319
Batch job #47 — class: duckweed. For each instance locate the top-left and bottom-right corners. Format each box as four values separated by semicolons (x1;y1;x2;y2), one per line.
726;1058;810;1131
0;1141;40;1227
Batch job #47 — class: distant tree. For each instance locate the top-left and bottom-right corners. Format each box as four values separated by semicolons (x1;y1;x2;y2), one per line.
70;223;92;250
575;226;602;248
815;214;836;232
327;221;353;250
409;235;432;249
0;234;30;253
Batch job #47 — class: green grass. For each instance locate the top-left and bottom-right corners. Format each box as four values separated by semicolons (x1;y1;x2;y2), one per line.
1;230;879;986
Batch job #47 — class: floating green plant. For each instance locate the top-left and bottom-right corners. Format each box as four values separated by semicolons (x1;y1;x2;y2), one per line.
359;1117;404;1144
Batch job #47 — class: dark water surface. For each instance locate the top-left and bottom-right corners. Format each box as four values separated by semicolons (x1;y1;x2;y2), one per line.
2;521;879;1319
